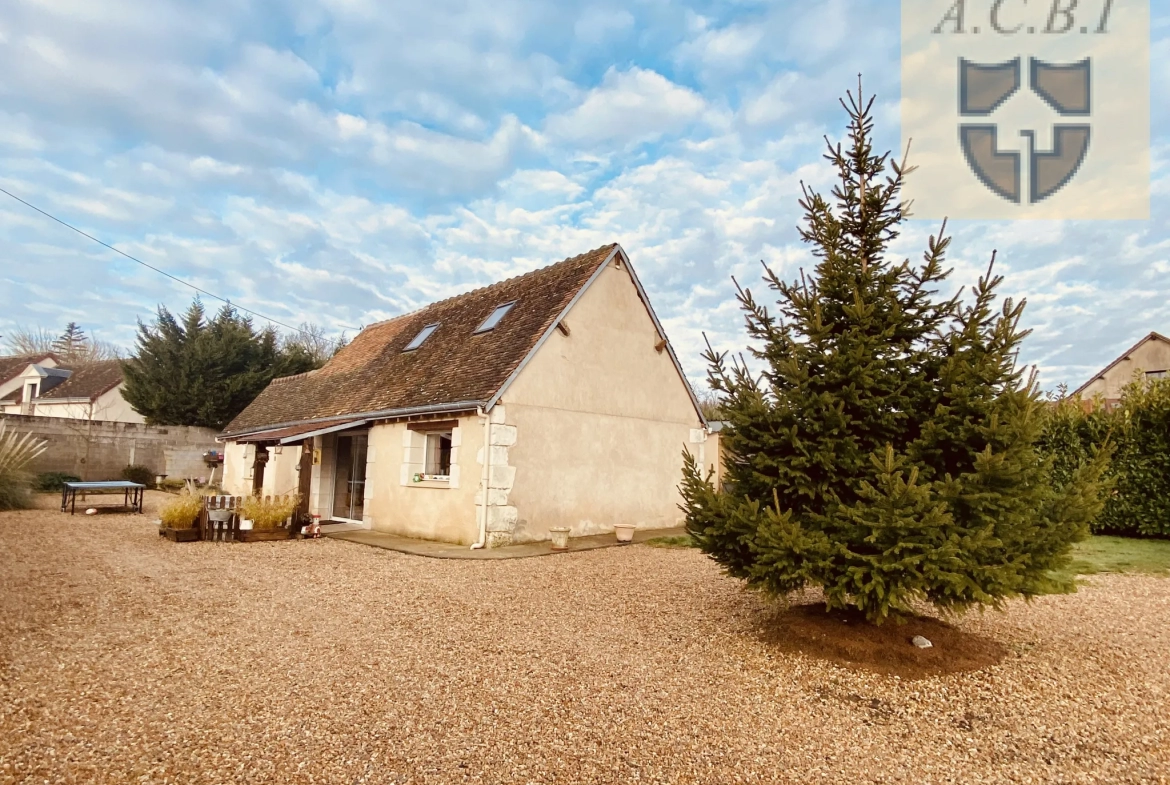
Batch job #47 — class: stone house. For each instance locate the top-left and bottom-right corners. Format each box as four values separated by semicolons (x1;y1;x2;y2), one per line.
1071;331;1170;411
0;356;144;423
218;244;716;547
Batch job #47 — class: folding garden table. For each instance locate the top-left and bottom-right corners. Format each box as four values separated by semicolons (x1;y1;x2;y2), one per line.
61;481;146;515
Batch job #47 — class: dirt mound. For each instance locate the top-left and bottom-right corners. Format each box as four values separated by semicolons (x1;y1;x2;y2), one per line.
760;603;1008;679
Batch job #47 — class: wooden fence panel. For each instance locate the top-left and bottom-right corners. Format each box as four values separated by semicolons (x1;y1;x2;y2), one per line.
198;494;298;541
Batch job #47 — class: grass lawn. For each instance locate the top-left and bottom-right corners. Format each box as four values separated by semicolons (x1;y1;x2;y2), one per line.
1064;535;1170;577
643;534;696;549
646;534;1170;579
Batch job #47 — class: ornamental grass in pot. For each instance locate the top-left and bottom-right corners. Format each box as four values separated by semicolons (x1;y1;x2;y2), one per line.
237;495;300;541
158;493;202;542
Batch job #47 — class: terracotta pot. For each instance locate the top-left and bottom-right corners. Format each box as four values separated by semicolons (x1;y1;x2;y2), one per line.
614;524;636;543
549;527;571;550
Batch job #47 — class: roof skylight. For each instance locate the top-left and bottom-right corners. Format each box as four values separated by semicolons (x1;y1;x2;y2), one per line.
404;323;439;351
474;302;516;334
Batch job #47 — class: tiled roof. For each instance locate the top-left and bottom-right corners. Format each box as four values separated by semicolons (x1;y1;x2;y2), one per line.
0;354;56;384
37;361;125;401
223;244;620;436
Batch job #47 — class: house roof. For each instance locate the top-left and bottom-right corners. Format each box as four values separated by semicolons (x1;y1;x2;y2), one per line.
1071;331;1170;397
36;361;125;402
0;353;57;384
224;244;627;437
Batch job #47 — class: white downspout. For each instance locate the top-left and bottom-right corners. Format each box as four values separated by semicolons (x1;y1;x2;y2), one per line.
470;406;491;549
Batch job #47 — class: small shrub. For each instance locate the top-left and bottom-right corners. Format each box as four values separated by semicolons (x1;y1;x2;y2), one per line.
0;473;33;511
239;494;299;530
33;472;82;492
121;464;155;488
0;421;48;511
158;478;186;493
159;493;202;529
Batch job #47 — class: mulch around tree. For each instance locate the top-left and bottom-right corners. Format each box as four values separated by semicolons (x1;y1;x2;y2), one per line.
759;603;1009;679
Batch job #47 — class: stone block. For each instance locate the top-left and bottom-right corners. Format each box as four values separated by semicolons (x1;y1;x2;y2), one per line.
488;465;516;491
475;488;508;506
488;445;510;467
489;424;518;447
486;531;513;548
486;505;518;532
489;405;507;424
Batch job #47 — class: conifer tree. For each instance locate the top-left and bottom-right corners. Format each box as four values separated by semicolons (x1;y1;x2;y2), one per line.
52;322;89;359
121;299;320;430
681;83;1109;624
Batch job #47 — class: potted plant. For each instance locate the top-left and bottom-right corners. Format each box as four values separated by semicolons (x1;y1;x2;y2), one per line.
613;523;636;543
236;495;300;542
549;527;571;550
158;493;202;542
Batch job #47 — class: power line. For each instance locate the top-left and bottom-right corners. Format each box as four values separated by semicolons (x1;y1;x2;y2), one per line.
0;186;361;335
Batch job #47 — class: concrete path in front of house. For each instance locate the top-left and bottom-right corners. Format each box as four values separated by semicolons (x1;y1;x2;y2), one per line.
325;525;688;559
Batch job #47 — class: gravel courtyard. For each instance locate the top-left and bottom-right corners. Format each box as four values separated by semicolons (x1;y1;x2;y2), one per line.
2;495;1167;784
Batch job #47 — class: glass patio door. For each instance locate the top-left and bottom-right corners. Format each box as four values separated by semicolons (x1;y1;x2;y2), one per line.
332;433;368;522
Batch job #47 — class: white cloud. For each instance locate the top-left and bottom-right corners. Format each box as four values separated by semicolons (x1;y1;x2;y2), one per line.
545;67;708;147
0;0;1166;395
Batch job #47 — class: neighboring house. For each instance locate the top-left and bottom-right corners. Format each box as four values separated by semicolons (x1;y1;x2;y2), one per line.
0;353;60;408
1071;331;1170;411
0;357;144;423
219;243;716;547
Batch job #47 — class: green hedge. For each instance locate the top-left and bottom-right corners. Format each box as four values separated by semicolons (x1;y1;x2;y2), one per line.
120;464;155;488
33;472;82;492
1039;379;1170;538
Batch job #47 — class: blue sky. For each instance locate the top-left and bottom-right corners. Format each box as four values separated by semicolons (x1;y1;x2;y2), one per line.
0;0;1166;391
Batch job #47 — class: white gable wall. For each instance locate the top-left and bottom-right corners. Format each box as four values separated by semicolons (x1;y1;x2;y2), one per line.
0;358;58;403
1078;335;1170;400
32;384;145;424
500;256;706;543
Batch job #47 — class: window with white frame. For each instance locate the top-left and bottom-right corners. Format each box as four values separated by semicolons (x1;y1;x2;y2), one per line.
423;431;453;479
404;323;439;351
474;302;516;333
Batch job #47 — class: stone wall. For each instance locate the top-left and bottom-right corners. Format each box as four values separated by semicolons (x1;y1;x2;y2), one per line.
1;413;221;482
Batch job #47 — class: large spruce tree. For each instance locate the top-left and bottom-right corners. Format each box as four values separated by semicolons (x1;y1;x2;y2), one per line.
681;85;1108;624
122;300;319;430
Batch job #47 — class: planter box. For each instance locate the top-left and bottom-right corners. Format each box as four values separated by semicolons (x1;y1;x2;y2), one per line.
236;528;294;543
160;527;200;542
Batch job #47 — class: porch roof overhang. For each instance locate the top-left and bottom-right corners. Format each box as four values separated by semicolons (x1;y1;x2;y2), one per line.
280;419;369;445
219;400;487;444
231;418;366;445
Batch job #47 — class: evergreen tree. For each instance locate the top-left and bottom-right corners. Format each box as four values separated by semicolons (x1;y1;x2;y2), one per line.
681;84;1109;624
121;299;320;430
52;322;89;359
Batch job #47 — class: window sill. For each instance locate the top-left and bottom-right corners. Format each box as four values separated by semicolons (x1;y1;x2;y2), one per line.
410;478;450;489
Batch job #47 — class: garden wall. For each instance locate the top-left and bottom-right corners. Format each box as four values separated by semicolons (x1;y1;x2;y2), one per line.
1;413;220;482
